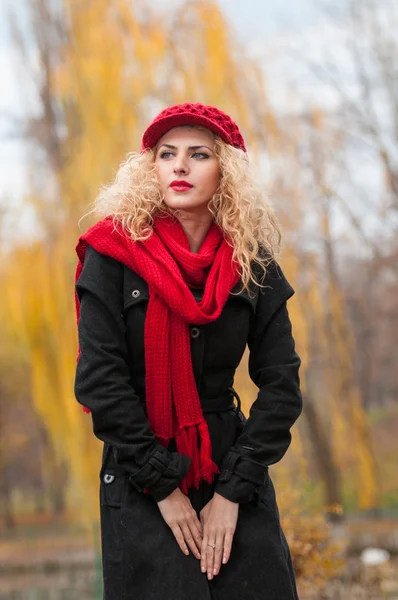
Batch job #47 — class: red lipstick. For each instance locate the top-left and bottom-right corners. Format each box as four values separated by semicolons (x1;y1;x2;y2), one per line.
170;180;193;192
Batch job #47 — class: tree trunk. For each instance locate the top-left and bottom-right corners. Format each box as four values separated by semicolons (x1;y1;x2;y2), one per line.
303;393;343;522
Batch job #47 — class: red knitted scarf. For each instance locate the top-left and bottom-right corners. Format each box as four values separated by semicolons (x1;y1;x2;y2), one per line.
75;214;240;493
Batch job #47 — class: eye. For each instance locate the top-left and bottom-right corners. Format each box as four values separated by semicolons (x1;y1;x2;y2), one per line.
159;151;174;159
192;152;209;159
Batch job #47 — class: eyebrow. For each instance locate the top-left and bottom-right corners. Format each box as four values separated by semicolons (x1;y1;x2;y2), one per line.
158;144;213;152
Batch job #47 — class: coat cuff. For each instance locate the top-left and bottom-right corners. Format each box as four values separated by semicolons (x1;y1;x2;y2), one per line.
214;449;268;504
215;474;257;504
128;446;191;503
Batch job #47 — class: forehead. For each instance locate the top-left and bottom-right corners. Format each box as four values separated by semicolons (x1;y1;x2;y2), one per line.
157;125;214;148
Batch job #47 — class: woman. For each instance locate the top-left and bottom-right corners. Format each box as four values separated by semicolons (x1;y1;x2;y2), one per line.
74;102;303;600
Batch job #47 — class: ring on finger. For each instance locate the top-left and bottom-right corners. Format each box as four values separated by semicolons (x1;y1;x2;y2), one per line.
207;542;216;549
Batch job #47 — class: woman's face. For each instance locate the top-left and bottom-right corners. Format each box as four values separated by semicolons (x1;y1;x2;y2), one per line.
154;126;220;216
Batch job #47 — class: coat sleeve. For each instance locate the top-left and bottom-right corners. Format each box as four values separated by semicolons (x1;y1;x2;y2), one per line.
74;244;191;502
214;260;303;503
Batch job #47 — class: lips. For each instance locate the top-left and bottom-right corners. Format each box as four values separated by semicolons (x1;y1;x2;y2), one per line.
170;180;193;192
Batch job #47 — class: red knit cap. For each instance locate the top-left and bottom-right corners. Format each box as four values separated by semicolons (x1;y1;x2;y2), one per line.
141;102;246;153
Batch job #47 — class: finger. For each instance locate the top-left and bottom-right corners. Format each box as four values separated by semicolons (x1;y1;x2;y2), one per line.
222;528;235;565
213;532;225;576
188;517;203;555
188;507;203;539
200;532;208;575
171;525;189;556
206;535;216;580
194;512;203;536
181;523;201;559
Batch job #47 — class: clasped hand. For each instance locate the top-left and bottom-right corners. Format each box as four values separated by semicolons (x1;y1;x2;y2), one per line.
157;488;239;580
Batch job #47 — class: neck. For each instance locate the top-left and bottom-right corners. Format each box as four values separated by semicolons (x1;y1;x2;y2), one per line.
174;211;214;253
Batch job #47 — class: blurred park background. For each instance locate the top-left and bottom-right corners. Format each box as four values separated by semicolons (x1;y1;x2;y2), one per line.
0;0;397;598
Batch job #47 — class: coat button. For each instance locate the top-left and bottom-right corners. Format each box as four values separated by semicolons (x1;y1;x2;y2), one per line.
132;290;141;298
190;327;200;339
103;474;115;484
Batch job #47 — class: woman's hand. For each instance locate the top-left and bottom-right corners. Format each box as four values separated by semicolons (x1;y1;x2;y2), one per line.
200;492;239;580
157;488;203;559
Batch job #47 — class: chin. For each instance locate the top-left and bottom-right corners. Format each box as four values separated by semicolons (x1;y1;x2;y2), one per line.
163;196;205;211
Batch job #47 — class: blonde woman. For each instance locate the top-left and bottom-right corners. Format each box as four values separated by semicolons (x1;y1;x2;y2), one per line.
74;103;303;600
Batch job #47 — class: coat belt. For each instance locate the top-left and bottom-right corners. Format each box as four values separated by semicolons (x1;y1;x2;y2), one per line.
201;387;241;414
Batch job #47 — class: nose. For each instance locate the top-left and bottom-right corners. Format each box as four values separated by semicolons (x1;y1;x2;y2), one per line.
173;154;189;175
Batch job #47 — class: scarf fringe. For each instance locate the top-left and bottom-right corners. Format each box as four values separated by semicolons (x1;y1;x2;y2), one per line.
198;420;220;481
176;421;219;494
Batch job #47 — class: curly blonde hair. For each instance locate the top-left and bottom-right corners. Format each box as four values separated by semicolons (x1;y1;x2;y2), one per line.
87;126;281;292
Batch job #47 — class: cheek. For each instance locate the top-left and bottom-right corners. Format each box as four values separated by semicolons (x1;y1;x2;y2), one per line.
207;166;220;193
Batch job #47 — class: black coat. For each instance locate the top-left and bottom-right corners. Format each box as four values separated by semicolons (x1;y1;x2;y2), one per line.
74;244;303;600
